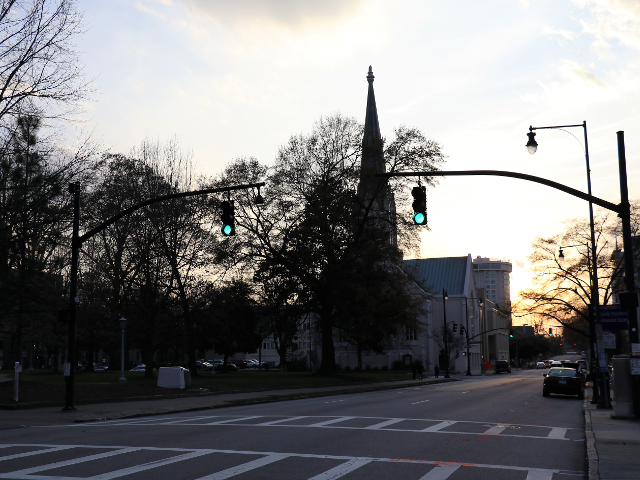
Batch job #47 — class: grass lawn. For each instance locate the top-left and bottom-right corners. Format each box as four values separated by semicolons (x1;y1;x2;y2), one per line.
1;369;414;405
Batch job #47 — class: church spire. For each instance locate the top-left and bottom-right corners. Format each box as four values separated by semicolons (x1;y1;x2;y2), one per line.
364;66;381;145
360;66;385;181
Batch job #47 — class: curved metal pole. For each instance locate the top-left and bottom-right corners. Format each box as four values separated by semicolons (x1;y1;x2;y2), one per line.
376;170;620;214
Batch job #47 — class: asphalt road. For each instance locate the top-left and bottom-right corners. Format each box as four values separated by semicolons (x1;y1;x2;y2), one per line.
0;368;586;479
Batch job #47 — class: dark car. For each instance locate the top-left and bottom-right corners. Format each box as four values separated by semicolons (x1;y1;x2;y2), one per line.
495;360;511;373
543;367;584;398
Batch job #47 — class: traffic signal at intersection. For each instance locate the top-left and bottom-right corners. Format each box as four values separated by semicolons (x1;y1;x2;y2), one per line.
452;322;457;333
411;186;427;225
220;200;235;236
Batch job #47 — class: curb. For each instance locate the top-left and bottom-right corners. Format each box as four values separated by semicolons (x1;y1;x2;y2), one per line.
71;378;458;424
584;391;599;480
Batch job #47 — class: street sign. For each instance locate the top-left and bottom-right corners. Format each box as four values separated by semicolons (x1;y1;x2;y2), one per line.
63;363;71;376
599;305;629;331
631;358;640;376
603;332;616;349
598;353;607;372
632;343;640;357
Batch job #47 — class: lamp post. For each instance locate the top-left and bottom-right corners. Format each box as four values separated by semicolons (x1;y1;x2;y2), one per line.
526;121;604;407
442;289;450;379
118;317;127;383
461;297;484;376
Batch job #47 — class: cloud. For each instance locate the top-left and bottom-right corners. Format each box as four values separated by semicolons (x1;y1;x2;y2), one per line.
558;59;607;87
515;260;525;269
179;0;368;31
573;0;640;52
542;26;577;41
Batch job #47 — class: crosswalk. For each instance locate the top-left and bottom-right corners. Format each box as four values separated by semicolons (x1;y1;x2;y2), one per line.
0;444;584;480
75;414;584;441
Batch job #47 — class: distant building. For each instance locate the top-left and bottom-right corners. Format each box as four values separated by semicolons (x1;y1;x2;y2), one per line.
472;257;512;310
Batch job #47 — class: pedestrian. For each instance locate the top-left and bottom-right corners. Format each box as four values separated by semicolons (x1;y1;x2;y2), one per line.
412;362;417;380
434;364;439;378
417;362;423;380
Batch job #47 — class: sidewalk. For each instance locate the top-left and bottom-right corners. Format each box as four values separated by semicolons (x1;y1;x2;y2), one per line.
0;376;456;430
585;386;640;480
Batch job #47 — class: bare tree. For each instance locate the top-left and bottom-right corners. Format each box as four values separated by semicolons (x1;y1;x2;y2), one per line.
218;114;445;373
0;0;91;127
514;204;640;338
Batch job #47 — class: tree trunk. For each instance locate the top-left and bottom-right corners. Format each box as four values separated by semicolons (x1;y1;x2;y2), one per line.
319;313;335;374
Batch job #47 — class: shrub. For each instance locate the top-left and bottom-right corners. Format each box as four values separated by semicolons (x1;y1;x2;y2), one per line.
344;365;351;372
381;365;388;371
392;360;405;370
372;366;379;371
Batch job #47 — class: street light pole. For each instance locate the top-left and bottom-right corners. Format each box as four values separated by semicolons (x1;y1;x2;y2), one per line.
527;121;604;406
119;317;127;383
461;297;483;376
442;289;450;379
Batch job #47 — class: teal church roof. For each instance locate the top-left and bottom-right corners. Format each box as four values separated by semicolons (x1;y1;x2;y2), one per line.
403;257;468;296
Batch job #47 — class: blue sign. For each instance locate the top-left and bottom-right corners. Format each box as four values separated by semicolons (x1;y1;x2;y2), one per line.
599;305;629;331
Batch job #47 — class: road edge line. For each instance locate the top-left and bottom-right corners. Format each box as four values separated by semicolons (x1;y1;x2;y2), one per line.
584;387;600;480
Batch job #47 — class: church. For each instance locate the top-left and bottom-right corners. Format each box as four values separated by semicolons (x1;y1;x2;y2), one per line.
248;67;512;374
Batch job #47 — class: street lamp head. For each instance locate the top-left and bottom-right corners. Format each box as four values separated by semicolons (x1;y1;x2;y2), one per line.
443;289;448;300
255;186;264;205
526;130;538;155
119;317;127;330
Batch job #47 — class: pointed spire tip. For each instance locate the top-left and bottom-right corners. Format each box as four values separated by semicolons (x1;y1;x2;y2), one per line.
367;65;374;84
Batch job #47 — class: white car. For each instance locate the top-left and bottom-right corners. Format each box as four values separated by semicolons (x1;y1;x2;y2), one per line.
129;365;147;372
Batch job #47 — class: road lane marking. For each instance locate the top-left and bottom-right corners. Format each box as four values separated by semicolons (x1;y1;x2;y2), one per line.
364;419;405;430
308;417;355;427
52;415;582;441
194;453;290;479
418;464;460;479
412;399;430;404
0;447;140;479
91;450;212;479
307;458;372;479
257;416;309;425
0;444;583;479
204;415;263;425
483;426;506;435
422;421;456;432
0;446;75;462
525;468;555;480
547;427;568;439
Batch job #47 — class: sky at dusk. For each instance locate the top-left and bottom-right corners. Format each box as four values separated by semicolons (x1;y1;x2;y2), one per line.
69;0;640;307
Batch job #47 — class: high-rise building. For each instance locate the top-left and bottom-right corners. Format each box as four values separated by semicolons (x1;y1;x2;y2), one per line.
472;257;512;310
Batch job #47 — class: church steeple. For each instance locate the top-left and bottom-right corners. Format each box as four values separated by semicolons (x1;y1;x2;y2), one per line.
359;66;386;201
357;66;397;248
364;66;381;146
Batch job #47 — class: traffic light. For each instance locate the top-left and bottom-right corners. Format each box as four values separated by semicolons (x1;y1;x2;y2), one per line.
509;330;514;338
411;186;427;225
548;328;553;337
452;322;457;333
460;325;465;336
220;200;235;236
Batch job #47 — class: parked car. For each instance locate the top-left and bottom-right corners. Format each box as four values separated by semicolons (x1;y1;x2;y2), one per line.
536;362;547;369
129;364;146;372
93;364;108;371
543;367;584;398
495;360;511;373
195;360;213;371
214;363;238;372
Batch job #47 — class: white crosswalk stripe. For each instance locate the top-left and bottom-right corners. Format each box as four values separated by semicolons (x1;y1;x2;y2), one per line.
0;444;583;480
71;414;582;441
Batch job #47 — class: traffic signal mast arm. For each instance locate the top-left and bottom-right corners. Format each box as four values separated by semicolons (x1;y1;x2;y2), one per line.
466;327;509;342
78;182;264;245
376;170;620;214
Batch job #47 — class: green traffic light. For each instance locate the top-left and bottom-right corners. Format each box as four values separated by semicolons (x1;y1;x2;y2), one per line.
548;333;553;337
413;212;426;225
222;224;233;236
